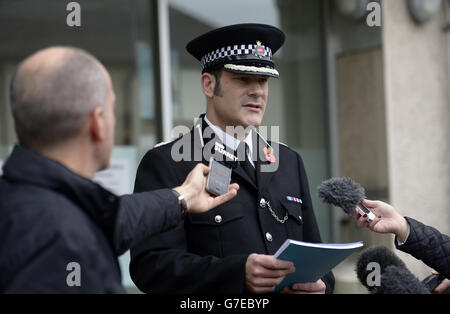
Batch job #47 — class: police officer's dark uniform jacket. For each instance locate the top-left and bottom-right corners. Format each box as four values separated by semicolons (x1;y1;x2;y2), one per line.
0;145;184;293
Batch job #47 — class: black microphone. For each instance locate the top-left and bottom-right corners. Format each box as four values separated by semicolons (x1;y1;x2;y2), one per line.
356;246;430;294
318;177;376;222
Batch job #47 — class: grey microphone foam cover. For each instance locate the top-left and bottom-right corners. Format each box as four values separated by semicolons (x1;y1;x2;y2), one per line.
317;177;366;215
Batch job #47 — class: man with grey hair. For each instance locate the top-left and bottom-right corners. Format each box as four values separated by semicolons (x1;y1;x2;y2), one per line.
0;46;239;293
10;47;109;154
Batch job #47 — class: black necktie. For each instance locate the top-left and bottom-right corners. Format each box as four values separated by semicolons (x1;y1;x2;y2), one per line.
238;142;256;184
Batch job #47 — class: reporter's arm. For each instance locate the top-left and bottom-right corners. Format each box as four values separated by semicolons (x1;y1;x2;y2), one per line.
114;189;182;255
129;149;247;294
394;217;450;279
114;163;238;256
355;200;450;279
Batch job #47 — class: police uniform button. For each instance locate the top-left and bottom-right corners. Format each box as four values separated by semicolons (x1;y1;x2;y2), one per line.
108;195;116;203
214;215;223;224
265;232;273;242
260;198;266;208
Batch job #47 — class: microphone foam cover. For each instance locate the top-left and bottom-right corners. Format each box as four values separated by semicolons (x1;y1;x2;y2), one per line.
356;246;407;292
318;177;365;215
376;265;430;294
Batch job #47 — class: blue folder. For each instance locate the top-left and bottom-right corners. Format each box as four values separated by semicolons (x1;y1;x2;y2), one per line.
274;240;364;292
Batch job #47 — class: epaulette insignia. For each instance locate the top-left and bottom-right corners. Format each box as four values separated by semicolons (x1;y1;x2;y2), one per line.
154;141;171;148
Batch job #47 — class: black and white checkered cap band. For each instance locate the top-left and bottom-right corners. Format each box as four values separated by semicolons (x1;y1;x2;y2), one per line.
200;44;273;69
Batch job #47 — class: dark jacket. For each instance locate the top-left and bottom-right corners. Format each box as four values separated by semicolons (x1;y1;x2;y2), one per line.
0;145;183;293
396;217;450;279
130;115;335;294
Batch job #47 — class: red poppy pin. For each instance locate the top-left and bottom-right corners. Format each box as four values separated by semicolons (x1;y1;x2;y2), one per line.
264;147;276;163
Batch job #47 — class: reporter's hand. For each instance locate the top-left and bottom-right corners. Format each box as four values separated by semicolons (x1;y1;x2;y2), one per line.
353;199;409;242
280;279;326;294
245;254;295;294
173;163;239;214
433;278;450;294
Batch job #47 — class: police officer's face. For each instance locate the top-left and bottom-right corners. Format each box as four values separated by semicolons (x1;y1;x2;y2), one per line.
210;71;269;129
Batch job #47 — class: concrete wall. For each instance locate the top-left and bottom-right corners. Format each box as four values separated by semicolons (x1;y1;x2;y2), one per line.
382;0;450;278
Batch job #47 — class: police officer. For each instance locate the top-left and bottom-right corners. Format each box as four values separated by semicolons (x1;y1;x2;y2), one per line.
130;23;335;294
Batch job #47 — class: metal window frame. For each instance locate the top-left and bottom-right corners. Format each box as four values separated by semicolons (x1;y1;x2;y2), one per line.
323;0;343;243
153;0;173;142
